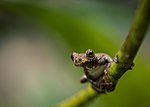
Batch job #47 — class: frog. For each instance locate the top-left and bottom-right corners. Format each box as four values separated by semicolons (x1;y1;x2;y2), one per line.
71;49;113;92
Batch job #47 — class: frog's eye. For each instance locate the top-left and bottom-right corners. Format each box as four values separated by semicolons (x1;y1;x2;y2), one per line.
86;49;94;58
71;54;74;61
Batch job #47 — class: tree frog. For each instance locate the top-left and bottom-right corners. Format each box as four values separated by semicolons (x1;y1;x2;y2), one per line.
71;49;113;92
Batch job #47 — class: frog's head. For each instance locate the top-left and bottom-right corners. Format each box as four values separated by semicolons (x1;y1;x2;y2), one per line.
71;49;96;67
71;52;87;67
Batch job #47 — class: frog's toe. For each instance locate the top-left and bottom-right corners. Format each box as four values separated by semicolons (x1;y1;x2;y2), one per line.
80;75;88;83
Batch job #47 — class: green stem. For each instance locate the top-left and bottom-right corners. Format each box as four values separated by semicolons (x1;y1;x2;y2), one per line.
56;85;99;107
57;0;150;106
108;0;150;81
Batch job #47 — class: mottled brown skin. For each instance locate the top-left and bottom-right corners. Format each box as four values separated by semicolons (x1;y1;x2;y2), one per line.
71;49;113;92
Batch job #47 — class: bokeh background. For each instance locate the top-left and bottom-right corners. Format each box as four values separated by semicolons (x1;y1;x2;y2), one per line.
0;0;150;107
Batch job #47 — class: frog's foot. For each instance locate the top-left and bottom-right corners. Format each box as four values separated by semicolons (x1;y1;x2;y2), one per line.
91;84;106;93
91;81;115;93
80;75;88;83
113;55;134;70
100;82;115;92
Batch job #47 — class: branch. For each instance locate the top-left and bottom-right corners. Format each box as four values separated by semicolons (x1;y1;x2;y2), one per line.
56;85;99;107
57;0;150;106
108;0;150;81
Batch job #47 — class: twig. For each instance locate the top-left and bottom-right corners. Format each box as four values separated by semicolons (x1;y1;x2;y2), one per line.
56;85;99;107
108;0;150;81
57;0;150;106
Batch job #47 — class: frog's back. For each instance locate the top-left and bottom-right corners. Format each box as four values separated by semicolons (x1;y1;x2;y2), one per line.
95;53;110;58
95;53;113;63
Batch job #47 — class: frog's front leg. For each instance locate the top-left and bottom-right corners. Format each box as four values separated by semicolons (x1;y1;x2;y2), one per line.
91;69;115;92
80;74;99;86
80;74;96;84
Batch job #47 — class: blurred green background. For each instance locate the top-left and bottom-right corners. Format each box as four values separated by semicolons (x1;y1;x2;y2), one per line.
0;0;150;107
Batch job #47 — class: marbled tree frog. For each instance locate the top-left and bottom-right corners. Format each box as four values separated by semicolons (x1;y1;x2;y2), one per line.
71;49;113;92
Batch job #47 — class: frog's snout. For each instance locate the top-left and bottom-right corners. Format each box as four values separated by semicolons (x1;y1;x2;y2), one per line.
71;52;78;61
71;54;74;61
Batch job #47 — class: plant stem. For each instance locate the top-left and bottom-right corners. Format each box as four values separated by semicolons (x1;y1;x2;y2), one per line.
108;0;150;81
56;85;99;107
57;0;150;106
